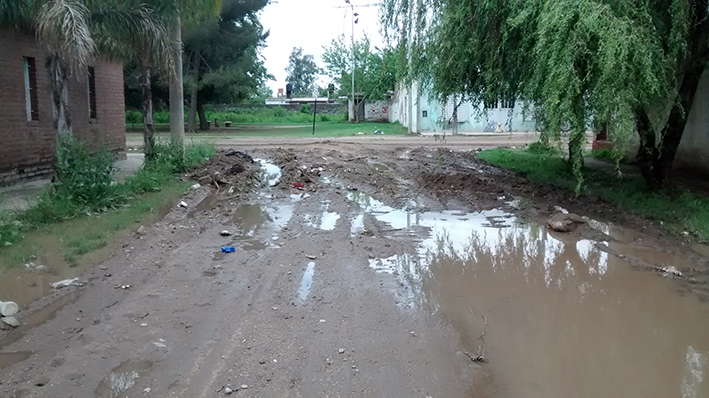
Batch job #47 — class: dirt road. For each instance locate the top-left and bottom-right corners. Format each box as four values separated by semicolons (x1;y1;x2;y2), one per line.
1;141;709;397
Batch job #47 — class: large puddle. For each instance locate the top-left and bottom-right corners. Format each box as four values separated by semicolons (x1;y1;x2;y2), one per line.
352;192;709;397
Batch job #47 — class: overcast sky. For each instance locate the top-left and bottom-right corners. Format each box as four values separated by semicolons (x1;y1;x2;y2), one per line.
259;0;384;95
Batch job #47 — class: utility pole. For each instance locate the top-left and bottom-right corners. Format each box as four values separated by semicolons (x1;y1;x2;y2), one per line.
345;0;358;122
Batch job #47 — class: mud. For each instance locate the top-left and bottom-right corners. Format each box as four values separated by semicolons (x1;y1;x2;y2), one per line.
1;141;708;397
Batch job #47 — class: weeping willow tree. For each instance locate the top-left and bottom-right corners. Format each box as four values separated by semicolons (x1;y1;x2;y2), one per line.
382;0;709;190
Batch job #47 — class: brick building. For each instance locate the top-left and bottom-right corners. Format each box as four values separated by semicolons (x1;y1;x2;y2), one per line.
0;31;126;184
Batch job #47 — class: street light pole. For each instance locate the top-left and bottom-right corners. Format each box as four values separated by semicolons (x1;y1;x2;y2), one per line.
346;0;357;122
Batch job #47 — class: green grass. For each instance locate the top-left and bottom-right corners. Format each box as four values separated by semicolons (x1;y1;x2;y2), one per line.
126;106;348;126
127;121;408;139
478;145;709;241
0;142;214;270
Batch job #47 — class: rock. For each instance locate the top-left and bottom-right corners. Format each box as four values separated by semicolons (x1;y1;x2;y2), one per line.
224;386;233;394
240;384;248;390
338;348;345;354
547;213;585;232
1;316;20;327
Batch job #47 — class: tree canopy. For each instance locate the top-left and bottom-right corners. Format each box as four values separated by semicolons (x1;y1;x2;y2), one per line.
322;35;400;102
285;47;319;97
382;0;709;189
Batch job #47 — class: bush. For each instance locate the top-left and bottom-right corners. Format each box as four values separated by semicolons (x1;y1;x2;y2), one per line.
125;110;142;124
52;138;118;207
299;104;312;114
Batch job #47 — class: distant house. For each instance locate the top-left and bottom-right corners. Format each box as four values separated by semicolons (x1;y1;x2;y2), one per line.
388;82;535;133
0;31;126;184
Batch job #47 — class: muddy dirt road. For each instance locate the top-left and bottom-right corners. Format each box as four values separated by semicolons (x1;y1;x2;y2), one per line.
2;141;709;397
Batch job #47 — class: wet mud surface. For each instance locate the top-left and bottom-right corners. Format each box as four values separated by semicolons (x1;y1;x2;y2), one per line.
1;142;709;397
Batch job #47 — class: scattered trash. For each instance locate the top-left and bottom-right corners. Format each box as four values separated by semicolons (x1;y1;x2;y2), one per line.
23;262;46;271
0;301;19;316
373;130;383;135
50;278;82;289
291;182;304;188
224;386;233;395
178;201;188;208
136;225;145;235
464;351;486;363
219;230;232;236
221;246;236;253
319;319;326;323
307;255;317;260
1;316;19;327
338;348;345;354
143;387;151;393
152;339;167;348
190;183;201;190
660;265;683;278
140;323;148;327
240;384;248;390
224;150;254;162
115;284;131;290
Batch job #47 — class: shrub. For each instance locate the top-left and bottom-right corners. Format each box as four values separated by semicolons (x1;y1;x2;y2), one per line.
299;104;312;114
125;110;142;124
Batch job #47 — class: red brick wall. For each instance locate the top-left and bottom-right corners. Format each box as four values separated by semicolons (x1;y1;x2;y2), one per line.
0;31;126;185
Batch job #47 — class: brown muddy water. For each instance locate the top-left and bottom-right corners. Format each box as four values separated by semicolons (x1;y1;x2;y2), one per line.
350;192;709;398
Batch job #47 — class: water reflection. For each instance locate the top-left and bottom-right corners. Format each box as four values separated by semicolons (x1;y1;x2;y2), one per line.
255;159;281;187
361;199;709;397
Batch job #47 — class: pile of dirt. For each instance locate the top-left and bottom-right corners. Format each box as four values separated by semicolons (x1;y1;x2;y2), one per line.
189;149;260;192
271;148;325;190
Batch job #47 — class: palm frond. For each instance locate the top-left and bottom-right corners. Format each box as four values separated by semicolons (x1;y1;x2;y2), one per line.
36;0;96;74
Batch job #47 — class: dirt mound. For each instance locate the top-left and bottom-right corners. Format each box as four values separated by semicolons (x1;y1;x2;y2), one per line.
189;149;260;192
272;148;325;190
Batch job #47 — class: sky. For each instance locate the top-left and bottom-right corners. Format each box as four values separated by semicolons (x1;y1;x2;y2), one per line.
258;0;385;96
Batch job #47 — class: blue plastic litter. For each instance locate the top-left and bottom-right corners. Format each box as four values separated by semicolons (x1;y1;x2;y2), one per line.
221;246;235;253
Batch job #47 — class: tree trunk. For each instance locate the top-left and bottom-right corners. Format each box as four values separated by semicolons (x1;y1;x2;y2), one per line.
169;14;185;150
636;0;709;189
187;50;201;132
197;99;209;131
47;54;71;139
568;97;586;179
141;62;156;160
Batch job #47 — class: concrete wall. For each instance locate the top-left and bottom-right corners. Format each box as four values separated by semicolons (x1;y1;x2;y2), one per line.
676;69;709;175
389;82;536;133
212;102;346;115
364;101;389;121
0;31;125;184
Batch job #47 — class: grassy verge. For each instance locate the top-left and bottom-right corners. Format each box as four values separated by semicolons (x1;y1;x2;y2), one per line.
126;121;408;139
0;141;215;270
478;144;709;241
126;106;347;125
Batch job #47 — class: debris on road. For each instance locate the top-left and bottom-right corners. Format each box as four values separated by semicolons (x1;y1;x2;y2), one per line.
307;255;317;259
291;182;304;188
220;230;232;236
50;278;82;289
178;201;188;208
0;300;19;316
1;316;20;327
221;246;236;253
547;213;586;232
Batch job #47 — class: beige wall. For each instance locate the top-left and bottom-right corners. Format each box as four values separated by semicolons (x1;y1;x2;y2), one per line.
676;69;709;175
